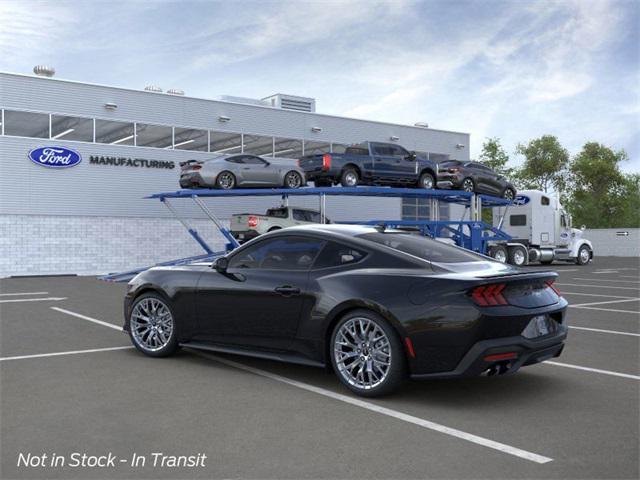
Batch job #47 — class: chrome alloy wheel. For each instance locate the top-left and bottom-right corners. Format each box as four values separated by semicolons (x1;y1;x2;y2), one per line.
504;189;515;201
579;246;590;264
130;297;174;352
334;318;391;390
285;171;302;188
462;178;474;192
494;248;507;263
420;174;434;189
512;248;526;265
217;172;235;189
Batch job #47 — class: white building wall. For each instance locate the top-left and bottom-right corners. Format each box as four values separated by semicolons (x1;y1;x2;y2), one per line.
584;228;640;257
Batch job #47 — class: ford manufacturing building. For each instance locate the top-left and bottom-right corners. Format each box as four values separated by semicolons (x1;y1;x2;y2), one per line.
0;70;470;278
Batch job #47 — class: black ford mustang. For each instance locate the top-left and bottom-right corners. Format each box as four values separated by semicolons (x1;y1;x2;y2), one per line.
123;225;568;396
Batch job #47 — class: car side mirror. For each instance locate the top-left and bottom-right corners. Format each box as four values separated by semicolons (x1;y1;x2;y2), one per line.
214;257;229;273
407;151;417;161
581;225;586;231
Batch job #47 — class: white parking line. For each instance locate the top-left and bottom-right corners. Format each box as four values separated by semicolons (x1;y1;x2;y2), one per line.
593;271;620;274
570;298;640;307
569;326;640;337
557;283;640;291
569;305;640;314
0;346;134;362
571;278;640;284
620;275;640;279
561;291;637;299
193;351;553;464
556;269;580;272
50;307;123;331
0;292;49;296
545;361;640;380
0;297;67;304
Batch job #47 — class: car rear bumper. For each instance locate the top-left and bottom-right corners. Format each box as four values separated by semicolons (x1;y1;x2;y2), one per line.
410;326;568;379
436;173;464;189
179;172;207;188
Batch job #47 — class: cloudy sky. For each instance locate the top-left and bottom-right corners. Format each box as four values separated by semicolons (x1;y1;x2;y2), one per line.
1;0;638;171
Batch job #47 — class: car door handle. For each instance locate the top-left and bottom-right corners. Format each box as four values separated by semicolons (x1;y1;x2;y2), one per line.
274;285;301;296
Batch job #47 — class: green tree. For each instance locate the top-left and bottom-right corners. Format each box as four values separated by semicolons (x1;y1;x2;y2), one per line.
565;142;638;228
515;135;569;193
479;137;513;176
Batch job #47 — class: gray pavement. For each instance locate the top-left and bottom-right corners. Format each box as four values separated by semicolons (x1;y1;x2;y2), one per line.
1;257;638;479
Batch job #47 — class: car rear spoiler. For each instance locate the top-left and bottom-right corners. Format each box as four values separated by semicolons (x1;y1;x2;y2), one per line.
179;160;201;168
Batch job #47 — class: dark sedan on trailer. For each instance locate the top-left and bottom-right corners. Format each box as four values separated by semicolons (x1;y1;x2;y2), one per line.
123;225;568;396
437;160;517;199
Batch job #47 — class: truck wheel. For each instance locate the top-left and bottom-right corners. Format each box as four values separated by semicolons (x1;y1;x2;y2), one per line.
340;168;359;187
490;245;508;263
576;245;591;265
418;172;435;189
508;245;527;266
462;178;475;192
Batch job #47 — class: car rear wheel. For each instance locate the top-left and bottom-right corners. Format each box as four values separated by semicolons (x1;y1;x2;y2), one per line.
418;172;435;189
284;171;303;189
216;171;236;189
129;293;179;357
503;188;516;201
340;168;359;187
462;177;475;192
330;310;406;397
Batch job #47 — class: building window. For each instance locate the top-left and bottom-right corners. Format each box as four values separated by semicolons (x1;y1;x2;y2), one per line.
304;140;331;155
243;134;274;156
135;123;173;148
3;110;49;138
173;127;208;151
273;137;303;159
210;131;243;154
51;114;93;142
95;119;135;145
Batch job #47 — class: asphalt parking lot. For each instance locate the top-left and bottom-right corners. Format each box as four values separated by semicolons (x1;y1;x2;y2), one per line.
1;257;638;479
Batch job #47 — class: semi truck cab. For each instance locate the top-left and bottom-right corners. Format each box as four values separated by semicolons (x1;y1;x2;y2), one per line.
490;190;593;266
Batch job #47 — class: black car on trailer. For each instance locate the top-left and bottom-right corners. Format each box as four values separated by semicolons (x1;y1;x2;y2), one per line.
123;225;567;397
437;160;517;199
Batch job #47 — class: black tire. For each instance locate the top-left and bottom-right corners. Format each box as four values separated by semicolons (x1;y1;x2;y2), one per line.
284;170;303;189
216;171;236;189
503;188;516;201
507;245;528;266
418;172;435;190
330;309;407;397
128;293;179;358
576;245;591;265
490;245;508;263
461;177;475;192
340;168;359;187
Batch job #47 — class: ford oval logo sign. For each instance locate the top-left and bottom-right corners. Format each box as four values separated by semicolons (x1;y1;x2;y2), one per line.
513;195;530;206
28;146;82;168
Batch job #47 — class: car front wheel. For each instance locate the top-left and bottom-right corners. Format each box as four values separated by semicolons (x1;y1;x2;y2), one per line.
330;309;406;397
462;177;475;192
129;293;179;357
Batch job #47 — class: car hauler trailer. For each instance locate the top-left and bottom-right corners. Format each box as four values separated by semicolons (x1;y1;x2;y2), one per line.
487;189;593;267
101;186;513;281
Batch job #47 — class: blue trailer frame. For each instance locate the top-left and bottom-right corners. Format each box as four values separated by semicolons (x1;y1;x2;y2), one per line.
101;186;512;281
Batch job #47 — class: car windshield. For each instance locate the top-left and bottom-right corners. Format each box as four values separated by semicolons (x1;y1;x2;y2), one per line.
357;232;485;263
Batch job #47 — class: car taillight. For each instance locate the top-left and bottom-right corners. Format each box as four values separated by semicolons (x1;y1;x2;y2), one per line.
471;283;508;306
248;216;258;228
297;159;301;167
192;165;202;170
546;279;561;296
322;153;332;171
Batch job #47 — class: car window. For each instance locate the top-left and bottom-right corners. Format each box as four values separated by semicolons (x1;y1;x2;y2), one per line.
225;156;244;164
266;208;288;218
243;155;267;165
229;236;325;270
372;144;393;156
306;211;321;223
358;232;484;263
313;242;367;269
541;196;550;206
292;209;308;221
